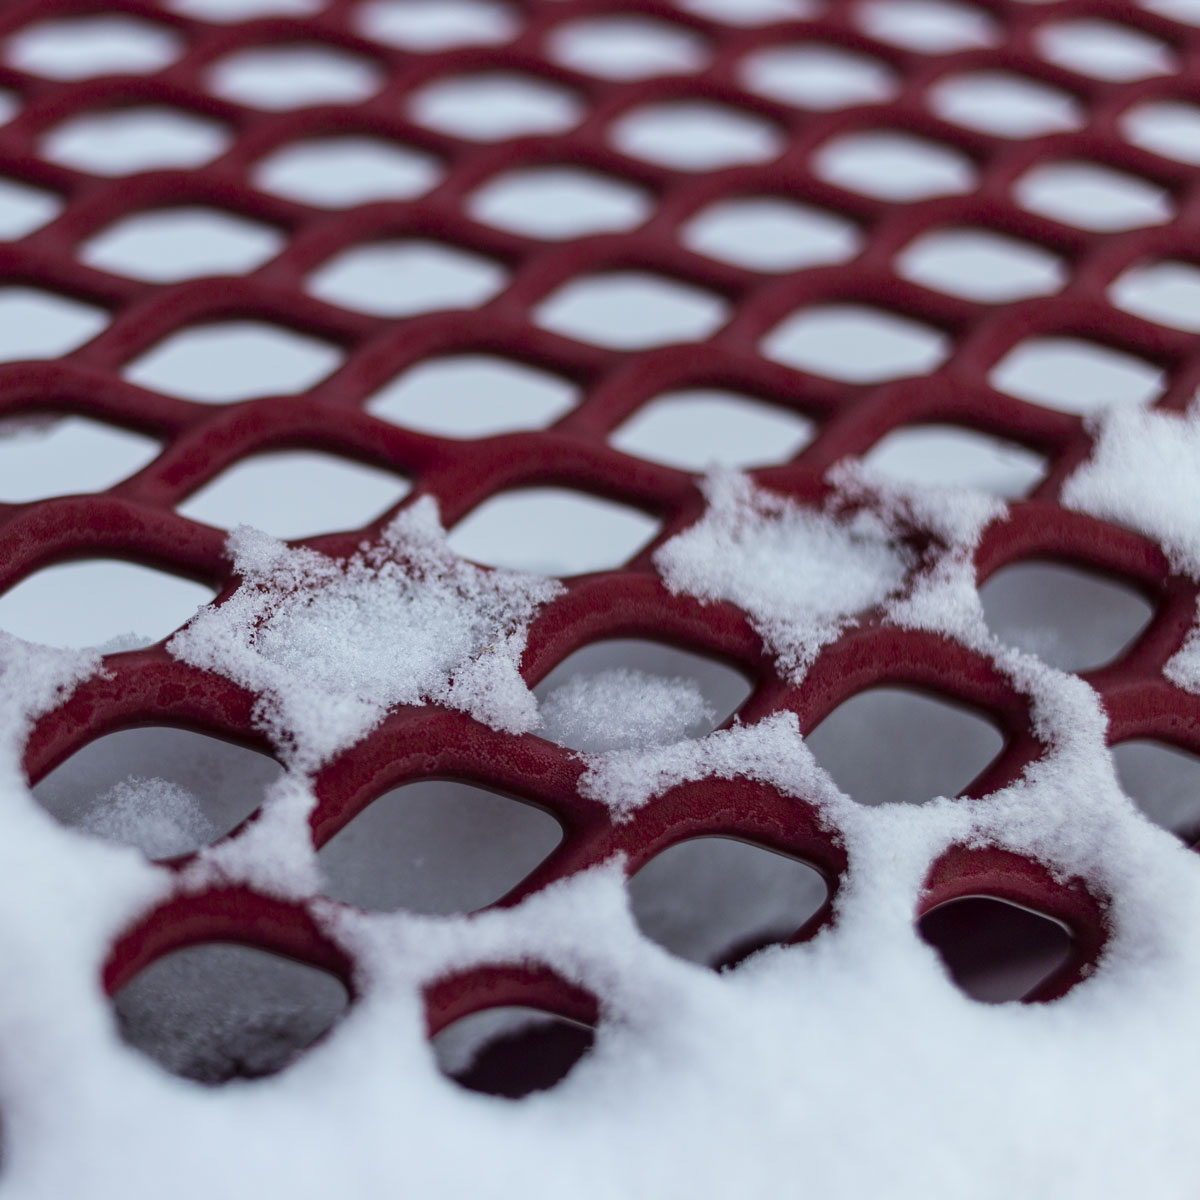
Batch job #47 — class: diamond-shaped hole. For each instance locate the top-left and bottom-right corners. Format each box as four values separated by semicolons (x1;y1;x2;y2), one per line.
40;105;231;176
113;943;348;1083
253;136;441;208
609;101;783;171
318;781;562;913
447;488;659;575
813;131;976;201
928;72;1082;139
408;72;582;141
177;451;411;540
988;337;1164;414
534;639;752;752
366;354;577;437
5;16;182;81
307;239;506;317
1110;261;1200;333
1113;739;1200;842
534;271;728;350
919;897;1072;1003
683;197;860;272
741;44;898;110
1015;161;1172;232
896;228;1065;302
676;0;816;23
0;287;107;362
80;207;283;283
629;837;828;967
1036;19;1175;82
207;44;382;111
980;561;1153;672
806;687;1004;807
855;0;999;53
863;424;1046;498
33;726;282;858
611;389;815;470
0;560;215;650
468;167;651;241
124;320;342;404
1121;101;1200;165
167;0;323;17
0;177;61;239
434;1007;594;1099
762;304;949;384
548;16;708;80
356;0;517;50
0;414;159;503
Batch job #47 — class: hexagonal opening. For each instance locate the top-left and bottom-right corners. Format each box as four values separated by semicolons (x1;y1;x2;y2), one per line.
609;100;783;171
1121;100;1200;166
928;71;1082;139
5;15;182;80
207;43;383;110
1036;18;1175;82
855;0;999;53
547;16;708;80
1015;161;1172;232
1113;739;1200;842
0;287;107;362
0;176;61;239
813;130;977;201
356;0;517;51
1110;260;1200;333
741;43;897;110
896;227;1065;302
408;72;582;141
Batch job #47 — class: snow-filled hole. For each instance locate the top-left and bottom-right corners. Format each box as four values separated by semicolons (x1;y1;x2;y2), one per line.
918;897;1073;1003
1015;161;1172;233
761;304;949;385
447;488;659;575
813;131;977;202
1121;101;1200;166
1110;261;1200;333
0;560;215;650
534;271;728;351
608;101;783;171
166;0;322;17
1112;739;1200;843
408;72;582;141
0;414;159;503
317;781;561;913
534;639;752;752
253;136;442;208
0;287;107;363
988;337;1164;415
467;167;651;240
306;240;506;318
356;0;518;51
80;207;283;284
4;16;182;81
40;105;232;176
207;44;382;111
682;197;860;273
113;943;348;1083
979;561;1154;672
33;726;282;857
805;687;1005;807
855;0;999;53
928;72;1082;139
177;451;411;541
740;43;897;110
548;16;708;80
0;176;57;240
896;228;1065;303
611;389;815;471
433;1007;594;1099
628;837;827;967
1035;19;1175;83
863;424;1046;498
366;354;577;437
123;320;342;404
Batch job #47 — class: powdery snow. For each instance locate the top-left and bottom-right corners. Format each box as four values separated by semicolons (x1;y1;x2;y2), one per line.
79;777;215;859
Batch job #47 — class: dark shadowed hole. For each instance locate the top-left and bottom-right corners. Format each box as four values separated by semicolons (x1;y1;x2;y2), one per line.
113;943;348;1082
434;1006;594;1098
317;781;562;913
919;897;1072;1002
980;561;1154;672
32;726;283;858
806;687;1004;807
628;837;827;968
1113;739;1200;843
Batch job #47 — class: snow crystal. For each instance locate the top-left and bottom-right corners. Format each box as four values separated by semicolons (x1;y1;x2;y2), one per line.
79;776;216;859
539;667;715;752
169;497;562;769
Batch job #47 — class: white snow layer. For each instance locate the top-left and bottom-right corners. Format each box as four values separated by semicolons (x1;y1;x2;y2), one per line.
2;462;1200;1200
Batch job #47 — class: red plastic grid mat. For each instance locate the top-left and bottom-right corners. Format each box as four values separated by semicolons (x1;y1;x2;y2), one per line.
0;0;1196;1096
